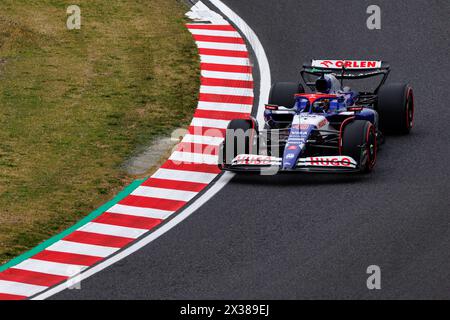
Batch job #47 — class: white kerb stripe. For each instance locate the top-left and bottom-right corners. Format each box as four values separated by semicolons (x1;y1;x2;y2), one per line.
188;28;240;38
200;55;250;66
131;186;197;202
79;222;148;239
191;117;230;129
195;41;247;51
107;204;173;220
0;280;47;297
181;134;224;146
46;240;118;258
178;142;218;154
14;259;88;277
169;151;218;165
200;85;253;97
197;101;252;113
152;168;217;184
201;70;252;81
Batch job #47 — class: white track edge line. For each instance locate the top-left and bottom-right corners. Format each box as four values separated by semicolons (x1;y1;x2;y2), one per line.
32;0;270;300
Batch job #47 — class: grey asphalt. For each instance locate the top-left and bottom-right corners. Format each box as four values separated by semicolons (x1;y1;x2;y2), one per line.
54;0;450;299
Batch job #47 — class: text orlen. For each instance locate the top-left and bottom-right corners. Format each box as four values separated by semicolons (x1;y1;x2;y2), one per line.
312;60;382;69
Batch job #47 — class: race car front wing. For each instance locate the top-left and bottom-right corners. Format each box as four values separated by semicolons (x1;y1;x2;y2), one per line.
220;154;360;173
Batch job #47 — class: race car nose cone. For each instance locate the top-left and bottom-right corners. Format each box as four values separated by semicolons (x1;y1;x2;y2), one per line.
282;143;303;170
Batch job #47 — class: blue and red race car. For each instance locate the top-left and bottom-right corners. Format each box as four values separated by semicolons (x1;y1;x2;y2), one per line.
219;59;414;173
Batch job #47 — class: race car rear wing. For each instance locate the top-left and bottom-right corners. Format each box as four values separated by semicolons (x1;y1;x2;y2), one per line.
301;59;391;93
308;59;389;70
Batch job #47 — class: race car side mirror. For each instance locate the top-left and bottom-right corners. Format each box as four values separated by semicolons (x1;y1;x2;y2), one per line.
265;104;279;110
347;106;363;112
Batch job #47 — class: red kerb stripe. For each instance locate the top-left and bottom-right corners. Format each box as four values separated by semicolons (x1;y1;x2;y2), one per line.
119;195;186;212
186;24;236;31
94;212;162;230
32;250;103;266
201;77;253;88
193;35;244;44
93;212;162;230
0;293;27;300
63;231;133;248
199;93;253;105
0;268;67;287
194;109;249;120
160;160;221;174
198;48;248;57
141;178;207;192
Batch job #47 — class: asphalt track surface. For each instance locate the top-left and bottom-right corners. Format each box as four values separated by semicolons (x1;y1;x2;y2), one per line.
55;0;450;299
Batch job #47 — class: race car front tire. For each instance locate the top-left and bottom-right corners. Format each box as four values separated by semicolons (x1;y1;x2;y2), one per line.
341;120;377;173
377;83;414;134
218;118;259;169
268;82;305;109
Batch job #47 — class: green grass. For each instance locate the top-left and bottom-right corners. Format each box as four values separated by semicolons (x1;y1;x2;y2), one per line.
0;0;199;264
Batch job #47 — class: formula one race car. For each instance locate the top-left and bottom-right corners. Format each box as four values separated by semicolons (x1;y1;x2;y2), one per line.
218;59;414;173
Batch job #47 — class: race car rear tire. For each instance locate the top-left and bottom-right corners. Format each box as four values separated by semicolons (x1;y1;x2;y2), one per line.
219;118;259;168
268;82;305;108
377;83;414;134
341;120;377;173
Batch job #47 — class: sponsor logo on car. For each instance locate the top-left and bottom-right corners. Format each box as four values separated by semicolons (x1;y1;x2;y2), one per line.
308;156;353;167
317;119;328;128
312;60;382;69
292;124;310;130
285;153;295;159
320;60;333;67
233;154;279;165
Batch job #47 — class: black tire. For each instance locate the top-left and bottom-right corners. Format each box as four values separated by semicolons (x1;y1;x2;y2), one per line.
268;82;305;108
377;83;414;134
341;120;377;173
219;118;258;168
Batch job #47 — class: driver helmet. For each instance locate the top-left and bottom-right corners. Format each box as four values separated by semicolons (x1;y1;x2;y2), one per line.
312;100;330;113
315;74;341;93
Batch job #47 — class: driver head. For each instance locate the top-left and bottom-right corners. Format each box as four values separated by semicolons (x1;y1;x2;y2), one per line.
315;75;331;93
316;74;340;93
